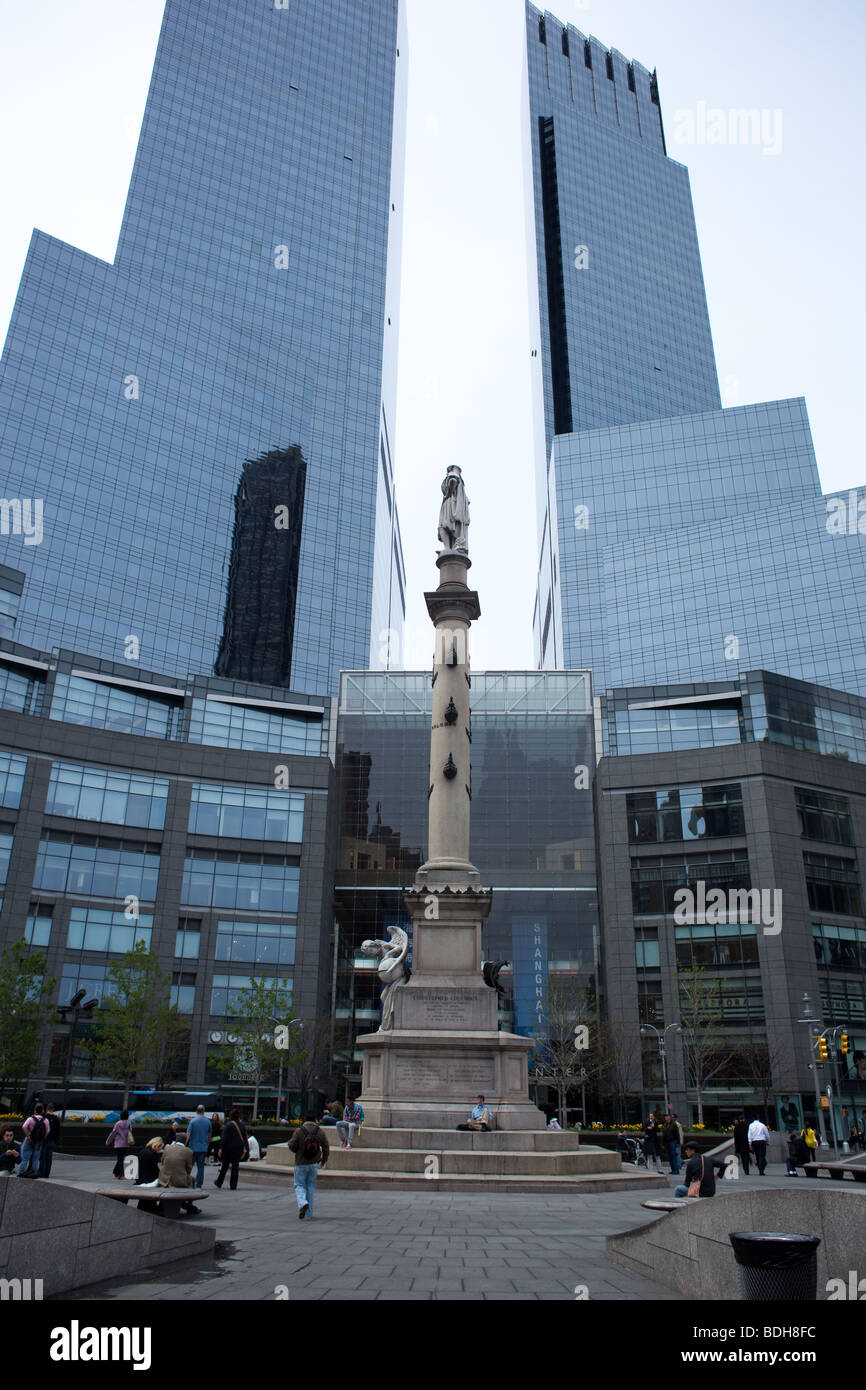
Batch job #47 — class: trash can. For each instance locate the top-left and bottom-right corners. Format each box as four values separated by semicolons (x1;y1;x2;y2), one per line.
729;1232;821;1301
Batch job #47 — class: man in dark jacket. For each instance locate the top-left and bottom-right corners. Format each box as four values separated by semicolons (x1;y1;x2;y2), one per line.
214;1109;248;1191
289;1114;330;1220
39;1104;61;1178
674;1142;728;1198
0;1127;20;1173
733;1113;751;1175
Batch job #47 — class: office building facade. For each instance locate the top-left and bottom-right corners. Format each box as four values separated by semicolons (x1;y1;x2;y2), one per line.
525;5;866;699
0;639;337;1102
596;670;866;1134
0;0;407;696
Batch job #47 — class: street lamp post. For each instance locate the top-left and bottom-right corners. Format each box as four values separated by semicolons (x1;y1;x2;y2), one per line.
640;1022;682;1118
56;990;99;1121
797;993;830;1148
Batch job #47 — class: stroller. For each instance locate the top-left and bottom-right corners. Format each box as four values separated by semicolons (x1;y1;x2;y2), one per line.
616;1133;646;1166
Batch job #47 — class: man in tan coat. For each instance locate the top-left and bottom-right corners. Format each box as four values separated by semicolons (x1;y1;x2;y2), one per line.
158;1139;201;1214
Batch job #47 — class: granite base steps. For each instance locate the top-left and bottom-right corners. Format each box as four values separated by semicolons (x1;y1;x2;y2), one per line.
240;1128;666;1193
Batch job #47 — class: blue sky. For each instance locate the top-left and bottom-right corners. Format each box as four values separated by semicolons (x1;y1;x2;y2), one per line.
0;0;863;671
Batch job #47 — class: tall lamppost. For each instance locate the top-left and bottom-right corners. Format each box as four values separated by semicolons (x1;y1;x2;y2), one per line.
640;1021;682;1117
56;989;98;1121
797;992;829;1147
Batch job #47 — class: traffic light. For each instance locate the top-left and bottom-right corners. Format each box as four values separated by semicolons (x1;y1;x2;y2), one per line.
840;1032;850;1055
818;1036;830;1060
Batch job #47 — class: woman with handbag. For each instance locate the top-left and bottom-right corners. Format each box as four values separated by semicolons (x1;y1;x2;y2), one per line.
105;1109;134;1178
214;1109;248;1190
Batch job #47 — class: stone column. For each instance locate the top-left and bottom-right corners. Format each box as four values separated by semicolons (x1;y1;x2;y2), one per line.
357;474;544;1130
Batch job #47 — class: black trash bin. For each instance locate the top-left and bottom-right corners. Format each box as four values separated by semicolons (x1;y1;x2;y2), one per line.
729;1232;821;1301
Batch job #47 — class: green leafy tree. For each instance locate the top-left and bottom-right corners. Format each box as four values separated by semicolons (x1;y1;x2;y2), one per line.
83;943;180;1108
0;939;55;1109
212;977;297;1120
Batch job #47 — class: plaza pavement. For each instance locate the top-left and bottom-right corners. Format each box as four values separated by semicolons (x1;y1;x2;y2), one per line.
29;1154;864;1301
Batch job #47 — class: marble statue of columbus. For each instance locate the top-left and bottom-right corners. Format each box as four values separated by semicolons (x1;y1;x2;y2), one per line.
438;466;470;554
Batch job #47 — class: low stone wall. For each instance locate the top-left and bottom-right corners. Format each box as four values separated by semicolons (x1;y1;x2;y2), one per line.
607;1187;865;1300
0;1178;215;1297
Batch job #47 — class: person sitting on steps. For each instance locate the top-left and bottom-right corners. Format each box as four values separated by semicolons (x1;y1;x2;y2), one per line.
456;1096;492;1132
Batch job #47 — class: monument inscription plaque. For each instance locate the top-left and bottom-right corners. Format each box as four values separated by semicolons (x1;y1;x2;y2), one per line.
404;988;478;1026
394;1056;496;1093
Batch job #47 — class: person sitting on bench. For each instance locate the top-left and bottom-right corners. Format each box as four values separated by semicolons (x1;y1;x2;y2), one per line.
457;1096;492;1132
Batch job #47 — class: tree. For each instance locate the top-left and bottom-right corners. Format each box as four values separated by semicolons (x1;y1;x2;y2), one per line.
532;979;600;1127
285;1014;335;1111
678;955;735;1125
0;939;55;1109
219;977;296;1120
596;1016;640;1124
736;1037;787;1118
83;943;179;1107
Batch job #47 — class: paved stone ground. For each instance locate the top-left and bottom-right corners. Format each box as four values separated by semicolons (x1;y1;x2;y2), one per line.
39;1156;864;1302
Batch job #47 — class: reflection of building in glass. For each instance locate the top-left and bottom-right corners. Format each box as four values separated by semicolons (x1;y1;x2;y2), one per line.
525;5;866;696
597;668;866;1132
334;672;598;1087
0;1;407;693
216;448;307;686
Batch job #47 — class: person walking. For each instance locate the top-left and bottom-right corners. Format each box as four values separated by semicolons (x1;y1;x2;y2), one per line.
662;1112;684;1174
733;1112;751;1176
336;1098;365;1149
207;1113;222;1164
289;1113;329;1220
17;1104;49;1178
185;1105;212;1189
214;1109;248;1190
642;1110;663;1173
105;1109;135;1178
748;1116;771;1175
39;1104;61;1178
801;1123;818;1158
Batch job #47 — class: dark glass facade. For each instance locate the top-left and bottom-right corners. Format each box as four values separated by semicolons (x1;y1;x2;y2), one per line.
334;671;597;1082
0;0;407;694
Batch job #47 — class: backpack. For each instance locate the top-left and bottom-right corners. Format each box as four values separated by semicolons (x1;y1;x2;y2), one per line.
298;1125;320;1162
28;1115;47;1143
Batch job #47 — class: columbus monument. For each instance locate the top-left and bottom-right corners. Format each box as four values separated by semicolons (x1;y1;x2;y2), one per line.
357;467;547;1129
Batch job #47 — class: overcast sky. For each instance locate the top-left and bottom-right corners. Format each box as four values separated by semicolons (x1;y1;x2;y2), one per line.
0;0;863;673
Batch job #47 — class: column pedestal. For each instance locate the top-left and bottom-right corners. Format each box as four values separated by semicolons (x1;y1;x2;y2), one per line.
359;887;546;1131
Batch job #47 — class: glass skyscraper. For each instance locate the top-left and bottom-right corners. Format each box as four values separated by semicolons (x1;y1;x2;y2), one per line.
525;3;866;698
0;0;407;695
